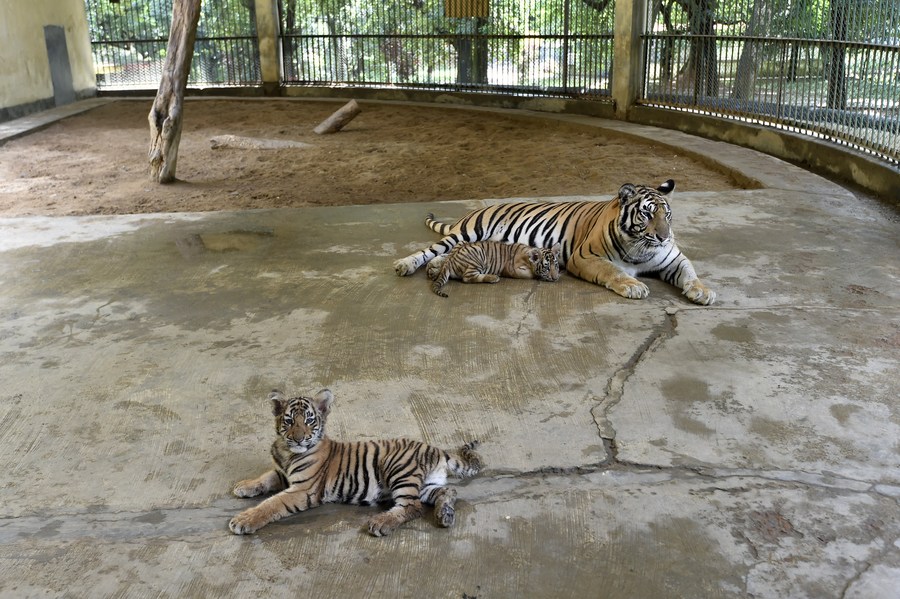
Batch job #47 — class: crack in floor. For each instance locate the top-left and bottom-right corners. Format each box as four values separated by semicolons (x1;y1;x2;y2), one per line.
590;306;679;443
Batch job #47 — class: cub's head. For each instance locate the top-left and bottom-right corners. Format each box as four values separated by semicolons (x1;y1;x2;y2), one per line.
527;243;562;281
616;180;675;246
269;389;334;453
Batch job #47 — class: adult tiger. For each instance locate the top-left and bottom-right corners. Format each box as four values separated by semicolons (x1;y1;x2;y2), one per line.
393;180;716;305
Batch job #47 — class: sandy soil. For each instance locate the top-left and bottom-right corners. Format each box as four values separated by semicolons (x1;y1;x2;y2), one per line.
0;99;743;217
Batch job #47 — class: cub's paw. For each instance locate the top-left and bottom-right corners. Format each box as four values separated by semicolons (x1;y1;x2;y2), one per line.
426;257;445;280
393;257;418;277
367;512;400;537
437;503;456;528
229;509;262;535
684;281;716;305
611;278;650;299
233;480;263;498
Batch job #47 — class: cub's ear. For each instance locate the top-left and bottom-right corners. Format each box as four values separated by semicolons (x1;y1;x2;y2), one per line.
550;243;561;258
618;183;637;203
527;247;542;264
657;179;675;195
313;389;334;417
269;390;287;417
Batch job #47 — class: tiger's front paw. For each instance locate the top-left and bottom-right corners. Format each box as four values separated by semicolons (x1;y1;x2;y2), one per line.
393;257;417;276
229;509;264;535
233;479;264;498
367;512;401;537
683;280;716;305
611;278;650;299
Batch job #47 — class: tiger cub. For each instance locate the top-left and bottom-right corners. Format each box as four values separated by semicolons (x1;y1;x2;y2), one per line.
425;240;562;297
229;389;484;537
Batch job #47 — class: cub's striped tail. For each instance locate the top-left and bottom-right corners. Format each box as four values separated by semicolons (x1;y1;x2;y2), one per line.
448;440;483;478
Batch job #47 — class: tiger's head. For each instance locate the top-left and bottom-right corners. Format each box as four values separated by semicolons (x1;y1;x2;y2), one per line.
617;180;675;246
269;389;334;453
526;243;563;281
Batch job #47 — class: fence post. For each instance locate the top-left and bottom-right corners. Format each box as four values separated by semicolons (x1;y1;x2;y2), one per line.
254;0;282;94
612;0;647;119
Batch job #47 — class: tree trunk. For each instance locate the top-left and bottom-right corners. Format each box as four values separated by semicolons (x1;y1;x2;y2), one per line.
827;0;848;110
148;0;202;184
732;0;770;100
786;42;800;81
689;0;719;98
455;18;488;85
282;0;299;81
657;0;677;86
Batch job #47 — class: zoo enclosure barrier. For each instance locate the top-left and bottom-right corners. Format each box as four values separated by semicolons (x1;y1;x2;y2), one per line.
85;0;899;168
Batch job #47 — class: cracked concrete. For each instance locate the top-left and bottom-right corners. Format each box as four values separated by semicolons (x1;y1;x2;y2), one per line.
0;103;899;598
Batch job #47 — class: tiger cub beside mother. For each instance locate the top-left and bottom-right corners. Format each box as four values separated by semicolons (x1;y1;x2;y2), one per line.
394;180;716;305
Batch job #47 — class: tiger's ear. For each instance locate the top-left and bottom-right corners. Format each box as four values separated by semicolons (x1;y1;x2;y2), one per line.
269;390;287;417
313;389;334;418
527;247;542;264
657;179;675;195
618;183;637;203
550;243;561;258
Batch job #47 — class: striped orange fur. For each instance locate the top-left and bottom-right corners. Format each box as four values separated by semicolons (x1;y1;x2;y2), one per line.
229;389;484;537
394;180;716;304
425;240;562;297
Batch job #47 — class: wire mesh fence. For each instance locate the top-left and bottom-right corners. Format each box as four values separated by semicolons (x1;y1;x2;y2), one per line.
85;0;614;97
85;0;261;89
83;0;897;167
278;0;615;97
641;0;900;165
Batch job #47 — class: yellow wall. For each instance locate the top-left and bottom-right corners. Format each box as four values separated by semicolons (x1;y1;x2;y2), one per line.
0;0;95;111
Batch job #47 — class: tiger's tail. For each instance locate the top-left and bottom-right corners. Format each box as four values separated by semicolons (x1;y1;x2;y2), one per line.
447;440;483;479
425;213;454;236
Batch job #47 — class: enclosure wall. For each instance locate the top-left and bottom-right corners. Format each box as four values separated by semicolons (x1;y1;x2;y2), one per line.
0;0;96;120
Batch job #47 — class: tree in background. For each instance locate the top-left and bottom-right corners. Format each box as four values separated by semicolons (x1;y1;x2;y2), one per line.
148;0;201;183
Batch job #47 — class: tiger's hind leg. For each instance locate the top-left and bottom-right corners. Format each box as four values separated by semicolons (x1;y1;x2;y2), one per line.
424;486;458;528
461;269;501;284
426;255;446;280
367;479;426;537
429;258;452;297
394;237;459;276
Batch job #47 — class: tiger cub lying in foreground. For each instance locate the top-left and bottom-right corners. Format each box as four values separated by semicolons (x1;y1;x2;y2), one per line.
426;240;562;297
229;389;484;537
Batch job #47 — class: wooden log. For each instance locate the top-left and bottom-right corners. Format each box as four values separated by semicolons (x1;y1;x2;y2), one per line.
313;100;362;134
148;0;202;183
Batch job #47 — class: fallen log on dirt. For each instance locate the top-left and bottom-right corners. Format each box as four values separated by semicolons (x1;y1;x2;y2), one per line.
313;100;361;134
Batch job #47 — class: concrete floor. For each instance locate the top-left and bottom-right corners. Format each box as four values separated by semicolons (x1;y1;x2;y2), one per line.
0;102;899;598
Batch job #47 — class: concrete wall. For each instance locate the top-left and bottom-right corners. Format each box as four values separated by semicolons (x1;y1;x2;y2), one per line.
0;0;96;121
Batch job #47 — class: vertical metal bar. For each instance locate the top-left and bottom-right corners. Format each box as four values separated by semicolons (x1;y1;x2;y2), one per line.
562;0;571;93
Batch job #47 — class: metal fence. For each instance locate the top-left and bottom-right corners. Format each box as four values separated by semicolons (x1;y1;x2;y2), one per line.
86;0;260;88
641;0;900;165
84;0;898;166
86;0;614;97
279;0;615;96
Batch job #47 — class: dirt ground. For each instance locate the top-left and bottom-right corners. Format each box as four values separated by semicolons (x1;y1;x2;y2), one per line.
0;99;744;217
